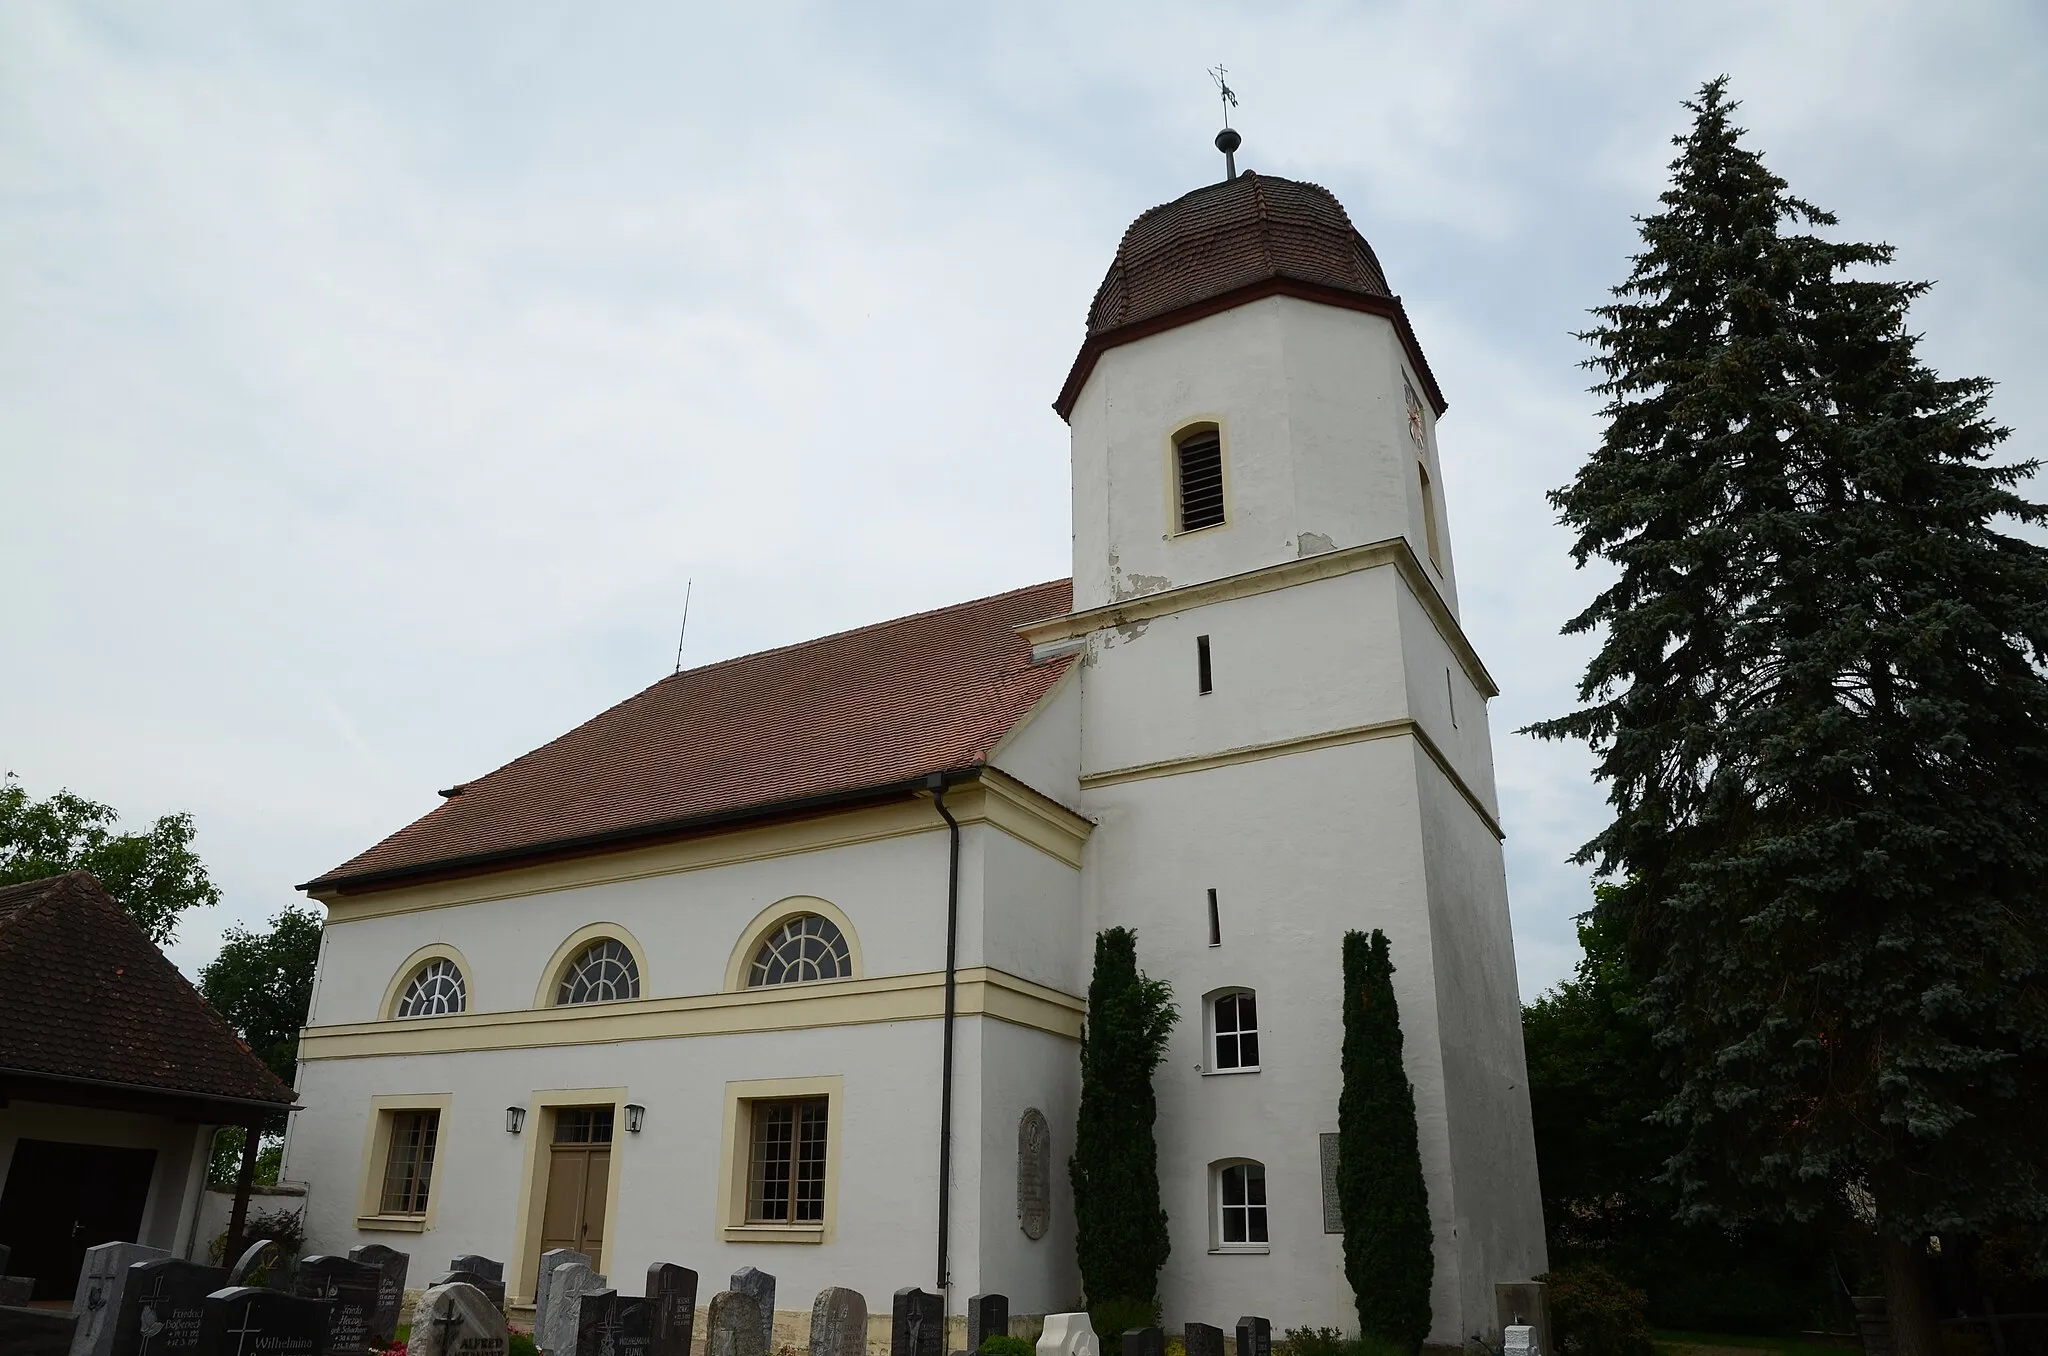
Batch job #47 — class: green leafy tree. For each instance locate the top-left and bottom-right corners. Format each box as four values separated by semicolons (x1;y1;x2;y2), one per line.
0;773;218;943
1069;927;1178;1325
201;905;322;1173
1529;77;2048;1356
1524;896;1830;1333
1337;929;1433;1353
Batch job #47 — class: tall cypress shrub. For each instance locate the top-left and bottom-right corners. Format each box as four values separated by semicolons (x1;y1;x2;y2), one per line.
1070;927;1178;1317
1338;928;1434;1352
1530;78;2048;1356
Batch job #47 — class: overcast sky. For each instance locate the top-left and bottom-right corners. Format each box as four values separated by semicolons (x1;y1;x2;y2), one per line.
3;2;2042;996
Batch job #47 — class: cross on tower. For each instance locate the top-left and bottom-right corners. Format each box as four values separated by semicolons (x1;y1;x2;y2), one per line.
1208;65;1242;180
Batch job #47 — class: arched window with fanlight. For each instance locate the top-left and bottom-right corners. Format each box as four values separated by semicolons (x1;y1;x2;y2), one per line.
395;957;467;1018
556;938;640;1005
747;914;852;987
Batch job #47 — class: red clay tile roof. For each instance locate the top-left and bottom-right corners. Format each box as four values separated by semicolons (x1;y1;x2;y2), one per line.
1055;171;1446;421
0;871;298;1107
1085;171;1393;336
307;578;1076;892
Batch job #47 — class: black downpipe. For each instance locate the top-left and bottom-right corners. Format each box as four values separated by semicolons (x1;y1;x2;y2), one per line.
928;772;963;1296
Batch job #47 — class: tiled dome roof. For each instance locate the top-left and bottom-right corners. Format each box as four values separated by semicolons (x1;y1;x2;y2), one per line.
1055;171;1443;421
1085;172;1393;335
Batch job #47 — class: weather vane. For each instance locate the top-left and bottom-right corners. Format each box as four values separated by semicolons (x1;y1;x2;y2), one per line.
1209;65;1241;180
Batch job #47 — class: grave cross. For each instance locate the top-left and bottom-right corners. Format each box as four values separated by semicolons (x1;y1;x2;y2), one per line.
226;1303;264;1356
435;1307;466;1351
136;1275;171;1356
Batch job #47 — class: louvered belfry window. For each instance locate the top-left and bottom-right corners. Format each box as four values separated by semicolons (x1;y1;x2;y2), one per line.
1175;426;1226;532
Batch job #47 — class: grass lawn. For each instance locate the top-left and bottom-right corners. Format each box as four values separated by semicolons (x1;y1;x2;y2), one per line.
1656;1330;1856;1356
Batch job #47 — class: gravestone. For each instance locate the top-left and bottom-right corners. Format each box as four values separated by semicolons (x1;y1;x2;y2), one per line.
646;1266;697;1356
197;1287;329;1356
705;1292;766;1356
967;1294;1008;1353
0;1243;9;1271
578;1289;655;1356
729;1269;775;1355
891;1288;943;1356
71;1241;169;1356
345;1245;409;1348
435;1270;507;1314
1036;1314;1098;1356
226;1240;282;1288
1182;1323;1224;1356
1504;1326;1539;1356
1;1306;80;1356
809;1286;866;1356
449;1257;505;1284
538;1263;607;1356
1233;1318;1271;1356
535;1251;593;1338
109;1258;224;1356
294;1256;381;1356
1495;1281;1552;1356
1121;1330;1163;1356
411;1282;508;1356
2;1275;36;1304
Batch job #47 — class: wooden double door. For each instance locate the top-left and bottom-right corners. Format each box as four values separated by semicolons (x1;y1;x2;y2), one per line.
538;1106;613;1272
0;1139;157;1301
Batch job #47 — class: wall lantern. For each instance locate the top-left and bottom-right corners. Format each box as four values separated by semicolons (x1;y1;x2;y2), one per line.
505;1105;526;1135
624;1103;646;1134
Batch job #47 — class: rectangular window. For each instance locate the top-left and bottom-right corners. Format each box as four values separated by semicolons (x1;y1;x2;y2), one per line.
554;1106;615;1144
1196;635;1213;694
1218;1162;1268;1246
379;1109;439;1216
1213;991;1259;1070
1207;888;1221;947
747;1098;829;1224
1418;463;1442;570
1176;428;1226;532
1447;668;1457;728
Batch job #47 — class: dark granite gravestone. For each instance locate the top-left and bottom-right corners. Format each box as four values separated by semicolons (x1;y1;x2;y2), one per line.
294;1256;381;1356
967;1294;1008;1352
109;1258;225;1356
1122;1329;1164;1356
409;1282;507;1356
434;1270;507;1313
645;1265;697;1356
891;1288;943;1356
0;1304;78;1356
345;1245;410;1348
449;1256;505;1284
1183;1323;1225;1356
0;1242;10;1271
0;1275;34;1304
1233;1317;1271;1356
197;1287;330;1356
578;1289;656;1356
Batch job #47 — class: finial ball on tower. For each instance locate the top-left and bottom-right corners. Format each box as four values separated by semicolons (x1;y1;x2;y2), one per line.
1215;127;1242;154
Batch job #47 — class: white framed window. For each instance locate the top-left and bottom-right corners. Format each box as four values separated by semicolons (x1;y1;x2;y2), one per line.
1213;1159;1269;1251
557;939;640;1005
396;958;466;1017
747;914;852;987
1208;989;1260;1072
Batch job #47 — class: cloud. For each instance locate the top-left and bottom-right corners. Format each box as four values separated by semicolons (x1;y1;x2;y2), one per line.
2;0;2040;994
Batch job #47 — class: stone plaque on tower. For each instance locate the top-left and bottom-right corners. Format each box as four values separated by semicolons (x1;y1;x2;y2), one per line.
1017;1108;1051;1241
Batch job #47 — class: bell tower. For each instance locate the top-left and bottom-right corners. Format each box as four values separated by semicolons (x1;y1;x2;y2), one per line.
1029;167;1546;1340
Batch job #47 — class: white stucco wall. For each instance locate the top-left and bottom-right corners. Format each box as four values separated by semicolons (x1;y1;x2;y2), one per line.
1067;296;1460;617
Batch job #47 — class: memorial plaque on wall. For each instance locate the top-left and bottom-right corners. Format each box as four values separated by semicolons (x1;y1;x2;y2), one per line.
1319;1132;1343;1233
1017;1107;1051;1241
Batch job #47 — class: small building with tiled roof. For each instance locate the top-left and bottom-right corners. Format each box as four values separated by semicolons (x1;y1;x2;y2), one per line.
283;152;1543;1343
0;871;296;1300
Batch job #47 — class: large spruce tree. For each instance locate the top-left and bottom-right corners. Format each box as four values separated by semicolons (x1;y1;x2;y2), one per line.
1338;929;1434;1353
1069;927;1178;1319
1531;78;2048;1356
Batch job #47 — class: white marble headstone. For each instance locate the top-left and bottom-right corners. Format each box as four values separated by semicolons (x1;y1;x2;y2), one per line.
1038;1313;1100;1356
412;1282;508;1356
68;1241;167;1356
537;1261;606;1356
534;1250;592;1343
1505;1325;1540;1356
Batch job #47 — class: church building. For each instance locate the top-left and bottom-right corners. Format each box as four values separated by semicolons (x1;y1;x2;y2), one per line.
285;163;1547;1344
